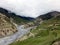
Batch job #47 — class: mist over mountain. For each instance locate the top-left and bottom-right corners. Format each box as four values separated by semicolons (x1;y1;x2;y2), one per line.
0;0;60;18
0;7;34;20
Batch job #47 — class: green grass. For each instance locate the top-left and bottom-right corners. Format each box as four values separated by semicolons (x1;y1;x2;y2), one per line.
10;15;30;25
10;30;60;45
10;16;60;45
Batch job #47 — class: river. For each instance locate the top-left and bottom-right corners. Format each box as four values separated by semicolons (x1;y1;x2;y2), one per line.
0;25;32;45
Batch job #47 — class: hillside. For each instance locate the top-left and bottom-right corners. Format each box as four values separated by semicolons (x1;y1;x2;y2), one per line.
10;12;60;45
0;7;34;25
0;13;17;38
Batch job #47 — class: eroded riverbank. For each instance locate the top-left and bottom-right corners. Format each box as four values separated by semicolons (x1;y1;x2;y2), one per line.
0;25;33;45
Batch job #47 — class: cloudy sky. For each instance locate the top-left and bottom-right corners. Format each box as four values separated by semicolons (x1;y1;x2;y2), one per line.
0;0;60;18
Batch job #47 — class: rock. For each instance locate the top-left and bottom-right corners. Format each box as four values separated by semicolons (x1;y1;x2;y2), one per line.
0;13;18;38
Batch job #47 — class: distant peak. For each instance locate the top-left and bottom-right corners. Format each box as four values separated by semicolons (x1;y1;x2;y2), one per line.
37;11;60;20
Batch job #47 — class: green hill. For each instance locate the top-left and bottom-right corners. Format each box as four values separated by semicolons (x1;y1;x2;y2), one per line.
10;14;60;45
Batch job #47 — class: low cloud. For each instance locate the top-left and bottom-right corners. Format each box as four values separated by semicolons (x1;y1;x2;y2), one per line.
0;0;60;18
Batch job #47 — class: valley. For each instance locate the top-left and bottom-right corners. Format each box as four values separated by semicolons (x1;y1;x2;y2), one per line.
0;9;60;45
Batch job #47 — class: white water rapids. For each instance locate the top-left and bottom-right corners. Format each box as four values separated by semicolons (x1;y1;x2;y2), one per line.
0;25;32;45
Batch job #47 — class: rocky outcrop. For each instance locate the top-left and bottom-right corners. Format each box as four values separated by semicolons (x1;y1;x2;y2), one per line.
52;41;60;45
0;13;18;38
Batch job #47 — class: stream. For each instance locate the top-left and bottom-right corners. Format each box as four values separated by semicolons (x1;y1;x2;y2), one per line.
0;25;32;45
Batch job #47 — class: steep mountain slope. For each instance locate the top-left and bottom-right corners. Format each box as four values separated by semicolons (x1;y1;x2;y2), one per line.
0;7;34;25
36;11;60;20
10;11;60;45
0;13;17;38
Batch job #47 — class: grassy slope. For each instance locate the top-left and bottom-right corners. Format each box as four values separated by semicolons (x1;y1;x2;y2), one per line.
10;14;30;25
10;16;60;45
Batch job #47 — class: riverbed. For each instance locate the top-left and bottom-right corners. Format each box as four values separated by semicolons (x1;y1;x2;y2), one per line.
0;25;32;45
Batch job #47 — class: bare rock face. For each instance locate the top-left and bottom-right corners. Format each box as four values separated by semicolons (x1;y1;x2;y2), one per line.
0;13;18;38
52;41;60;45
52;38;60;45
